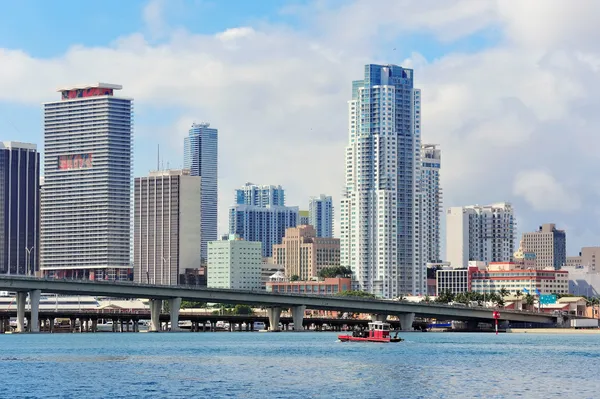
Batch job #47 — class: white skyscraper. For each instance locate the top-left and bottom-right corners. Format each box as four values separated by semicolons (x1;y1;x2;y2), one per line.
184;122;218;263
446;203;516;268
340;64;424;298
420;144;442;263
41;83;132;281
309;194;333;238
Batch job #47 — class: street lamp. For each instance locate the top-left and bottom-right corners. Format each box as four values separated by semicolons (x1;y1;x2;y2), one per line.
25;246;35;276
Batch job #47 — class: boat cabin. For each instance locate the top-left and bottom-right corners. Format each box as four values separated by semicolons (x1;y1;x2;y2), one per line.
368;321;391;339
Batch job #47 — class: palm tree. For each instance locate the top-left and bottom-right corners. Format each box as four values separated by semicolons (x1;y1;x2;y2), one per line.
499;288;509;298
525;294;535;311
515;291;522;299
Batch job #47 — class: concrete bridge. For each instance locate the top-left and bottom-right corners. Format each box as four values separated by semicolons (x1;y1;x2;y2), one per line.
0;276;556;333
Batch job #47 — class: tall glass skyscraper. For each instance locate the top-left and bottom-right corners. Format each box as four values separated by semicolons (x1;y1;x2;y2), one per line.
40;83;132;280
340;64;424;298
309;194;333;238
235;183;285;207
183;122;218;263
0;142;40;275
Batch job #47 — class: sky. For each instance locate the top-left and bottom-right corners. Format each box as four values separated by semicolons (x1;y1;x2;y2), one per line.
1;0;599;257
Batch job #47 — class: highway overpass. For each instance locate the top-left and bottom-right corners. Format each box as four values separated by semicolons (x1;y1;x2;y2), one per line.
0;276;556;333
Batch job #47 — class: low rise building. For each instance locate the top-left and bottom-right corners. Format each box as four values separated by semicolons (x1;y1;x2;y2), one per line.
266;277;351;296
470;263;569;295
207;234;262;290
561;264;600;296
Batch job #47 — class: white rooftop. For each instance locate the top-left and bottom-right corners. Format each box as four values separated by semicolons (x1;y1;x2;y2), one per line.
0;141;37;150
56;83;123;92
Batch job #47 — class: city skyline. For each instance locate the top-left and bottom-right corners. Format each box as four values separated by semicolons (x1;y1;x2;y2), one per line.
2;1;600;255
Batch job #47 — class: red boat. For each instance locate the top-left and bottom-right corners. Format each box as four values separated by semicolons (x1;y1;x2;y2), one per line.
338;321;403;343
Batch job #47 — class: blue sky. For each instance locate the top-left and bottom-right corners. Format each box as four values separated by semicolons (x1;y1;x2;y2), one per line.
2;0;600;254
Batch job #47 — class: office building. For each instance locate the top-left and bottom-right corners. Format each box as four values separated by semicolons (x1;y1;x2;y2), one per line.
40;83;132;280
0;142;40;275
420;144;442;263
565;246;600;272
207;234;262;290
133;169;201;285
309;194;333;238
272;225;340;280
236;182;285;207
266;277;352;296
299;210;309;226
436;268;469;296
561;264;600;296
340;64;424;298
521;223;566;270
184;122;218;263
446;203;515;268
229;204;298;257
470;262;569;295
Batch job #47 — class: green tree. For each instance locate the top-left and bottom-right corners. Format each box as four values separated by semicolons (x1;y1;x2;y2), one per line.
499;288;509;298
435;290;455;304
336;290;376;298
233;304;253;315
317;266;353;278
290;275;300;281
180;301;206;309
524;294;535;310
455;292;470;305
424;295;431;303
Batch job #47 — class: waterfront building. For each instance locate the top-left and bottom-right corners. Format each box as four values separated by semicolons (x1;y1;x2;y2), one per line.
236;182;285;207
266;277;352;296
521;223;566;270
420;144;442;263
133;169;201;285
470;262;569;295
0;142;40;275
299;210;309;226
436;268;469;296
340;64;424;298
561;264;600;296
40;83;132;280
207;234;262;290
183;122;218;263
309;194;333;238
272;225;340;280
229;204;298;258
446;203;515;268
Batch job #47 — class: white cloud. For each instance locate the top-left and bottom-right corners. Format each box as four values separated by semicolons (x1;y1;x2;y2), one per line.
513;170;580;213
2;0;600;252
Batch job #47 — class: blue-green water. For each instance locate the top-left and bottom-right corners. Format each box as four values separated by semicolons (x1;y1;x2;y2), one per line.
1;332;599;398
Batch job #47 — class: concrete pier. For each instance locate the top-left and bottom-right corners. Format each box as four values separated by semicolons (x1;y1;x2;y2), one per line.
291;305;306;331
398;313;415;331
149;299;162;332
267;307;282;331
16;292;27;333
168;298;181;331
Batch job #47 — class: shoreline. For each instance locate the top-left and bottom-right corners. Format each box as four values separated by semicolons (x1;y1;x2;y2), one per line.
507;328;600;334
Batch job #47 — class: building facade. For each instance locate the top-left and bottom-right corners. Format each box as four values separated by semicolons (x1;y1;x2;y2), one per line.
446;203;515;268
236;182;285;207
207;234;262;290
41;83;132;280
229;204;298;258
183;122;218;263
299;210;309;226
133;170;201;285
340;64;424;298
0;142;40;275
420;144;442;263
521;223;566;270
266;277;352;295
272;225;340;280
436;268;469;296
309;194;333;238
470;262;569;295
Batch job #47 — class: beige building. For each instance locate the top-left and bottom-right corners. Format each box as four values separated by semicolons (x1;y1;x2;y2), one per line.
273;225;340;280
565;247;600;272
521;223;566;270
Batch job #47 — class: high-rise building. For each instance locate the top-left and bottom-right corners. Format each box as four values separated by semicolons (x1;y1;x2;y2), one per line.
521;223;566;270
446;203;516;268
309;195;333;238
207;234;262;290
133;169;201;285
420;144;442;263
236;182;285;207
272;225;340;280
0;142;40;275
184;122;218;263
340;64;423;298
40;83;132;280
229;204;298;257
299;210;309;226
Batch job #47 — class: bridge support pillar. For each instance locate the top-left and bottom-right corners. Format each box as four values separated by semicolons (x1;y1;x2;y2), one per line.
29;289;40;333
149;299;162;332
291;306;305;331
370;314;387;322
267;307;282;331
16;291;27;333
168;298;181;331
398;313;415;331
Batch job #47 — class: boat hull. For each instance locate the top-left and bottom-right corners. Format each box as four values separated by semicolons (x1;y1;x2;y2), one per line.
337;335;403;343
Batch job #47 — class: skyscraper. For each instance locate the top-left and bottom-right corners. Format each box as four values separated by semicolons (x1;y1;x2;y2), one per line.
40;83;132;280
133;170;201;285
236;183;285;207
340;64;423;298
0;142;40;275
446;203;516;268
420;144;442;263
184;122;218;263
521;223;566;270
309;194;333;238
